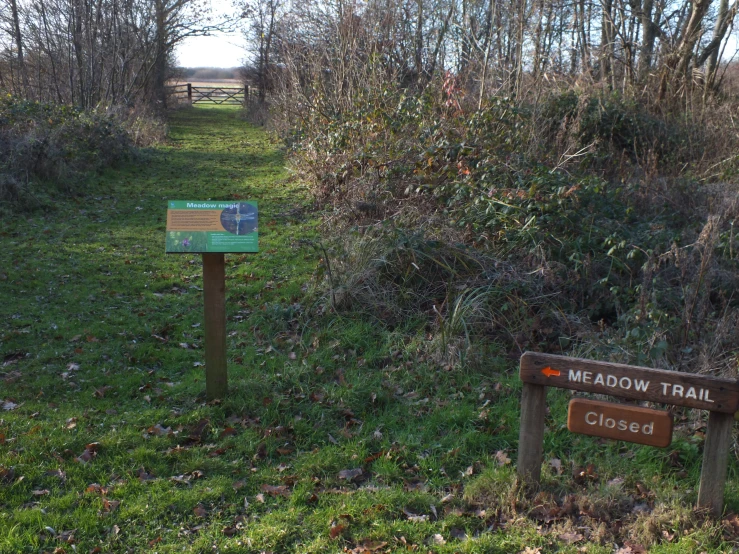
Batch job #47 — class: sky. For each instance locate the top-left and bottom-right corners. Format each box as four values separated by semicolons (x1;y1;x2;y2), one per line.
176;32;247;68
175;0;247;68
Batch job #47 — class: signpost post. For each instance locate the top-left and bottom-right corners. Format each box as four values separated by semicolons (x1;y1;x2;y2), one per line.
518;352;739;515
165;200;258;401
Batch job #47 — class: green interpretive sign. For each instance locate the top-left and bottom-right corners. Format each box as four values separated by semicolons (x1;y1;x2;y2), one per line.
165;200;258;253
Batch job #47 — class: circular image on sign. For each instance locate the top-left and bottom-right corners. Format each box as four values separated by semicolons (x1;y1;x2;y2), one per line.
220;203;257;235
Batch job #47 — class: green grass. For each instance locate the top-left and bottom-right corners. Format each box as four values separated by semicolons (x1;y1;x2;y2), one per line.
0;105;737;553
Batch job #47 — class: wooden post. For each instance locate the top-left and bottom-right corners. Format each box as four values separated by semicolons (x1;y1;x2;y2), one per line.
187;83;192;102
517;382;548;486
697;410;734;516
202;253;227;400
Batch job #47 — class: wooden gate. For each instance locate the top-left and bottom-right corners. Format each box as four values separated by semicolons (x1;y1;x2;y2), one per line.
166;83;250;106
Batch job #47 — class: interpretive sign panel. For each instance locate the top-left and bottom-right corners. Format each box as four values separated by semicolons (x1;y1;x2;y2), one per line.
166;200;258;253
567;398;673;448
520;352;739;413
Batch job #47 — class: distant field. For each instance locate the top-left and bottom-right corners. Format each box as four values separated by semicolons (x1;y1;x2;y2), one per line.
169;79;243;88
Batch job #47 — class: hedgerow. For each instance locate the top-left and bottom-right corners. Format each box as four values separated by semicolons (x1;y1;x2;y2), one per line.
0;94;161;207
276;82;739;375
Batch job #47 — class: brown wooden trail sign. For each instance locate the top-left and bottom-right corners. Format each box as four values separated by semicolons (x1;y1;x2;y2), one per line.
521;352;739;413
517;352;739;516
567;398;673;448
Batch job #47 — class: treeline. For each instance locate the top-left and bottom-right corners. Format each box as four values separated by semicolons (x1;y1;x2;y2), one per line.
242;0;739;107
237;1;739;373
0;0;223;108
178;67;240;81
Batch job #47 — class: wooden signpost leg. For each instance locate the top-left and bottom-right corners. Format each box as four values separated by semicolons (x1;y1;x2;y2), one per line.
203;253;228;400
697;410;734;516
517;382;547;486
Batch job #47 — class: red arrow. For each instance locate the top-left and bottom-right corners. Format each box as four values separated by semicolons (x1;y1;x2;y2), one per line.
541;366;561;378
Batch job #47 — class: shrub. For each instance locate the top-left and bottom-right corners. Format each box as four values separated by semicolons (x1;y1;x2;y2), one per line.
0;94;157;208
285;81;739;375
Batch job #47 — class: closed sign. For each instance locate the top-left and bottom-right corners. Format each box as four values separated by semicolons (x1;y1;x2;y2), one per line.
567;398;673;448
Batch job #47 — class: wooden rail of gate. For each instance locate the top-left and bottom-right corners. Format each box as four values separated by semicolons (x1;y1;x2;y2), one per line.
166;83;250;106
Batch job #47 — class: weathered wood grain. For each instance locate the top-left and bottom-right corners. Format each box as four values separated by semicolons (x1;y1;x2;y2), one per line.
698;411;734;516
517;382;548;486
203;253;228;400
567;398;673;447
521;352;739;413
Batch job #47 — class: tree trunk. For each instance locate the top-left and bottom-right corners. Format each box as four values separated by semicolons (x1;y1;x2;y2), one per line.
154;0;169;109
638;0;657;79
10;0;29;95
601;0;614;85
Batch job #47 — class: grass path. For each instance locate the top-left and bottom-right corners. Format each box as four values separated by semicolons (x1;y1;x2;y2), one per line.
0;107;736;553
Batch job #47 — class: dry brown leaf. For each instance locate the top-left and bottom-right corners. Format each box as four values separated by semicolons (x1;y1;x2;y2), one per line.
146;423;172;436
86;483;108;495
193;505;207;517
260;484;290;496
102;499;120;512
558;532;583;544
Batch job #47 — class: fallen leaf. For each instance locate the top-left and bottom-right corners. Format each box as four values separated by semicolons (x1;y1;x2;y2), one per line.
193;505;208;517
232;480;246;490
255;493;265;503
86;483;108;495
558;532;583;544
146;423;172;437
329;524;345;539
32;489;50;496
338;468;363;481
185;419;210;444
137;467;155;481
549;458;562;475
1;400;18;411
222;526;238;536
220;426;238;437
45;469;66;482
353;540;388;552
432;533;446;545
261;484;290;496
402;508;428;522
495;450;511;466
102;499;120;512
93;386;113;398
